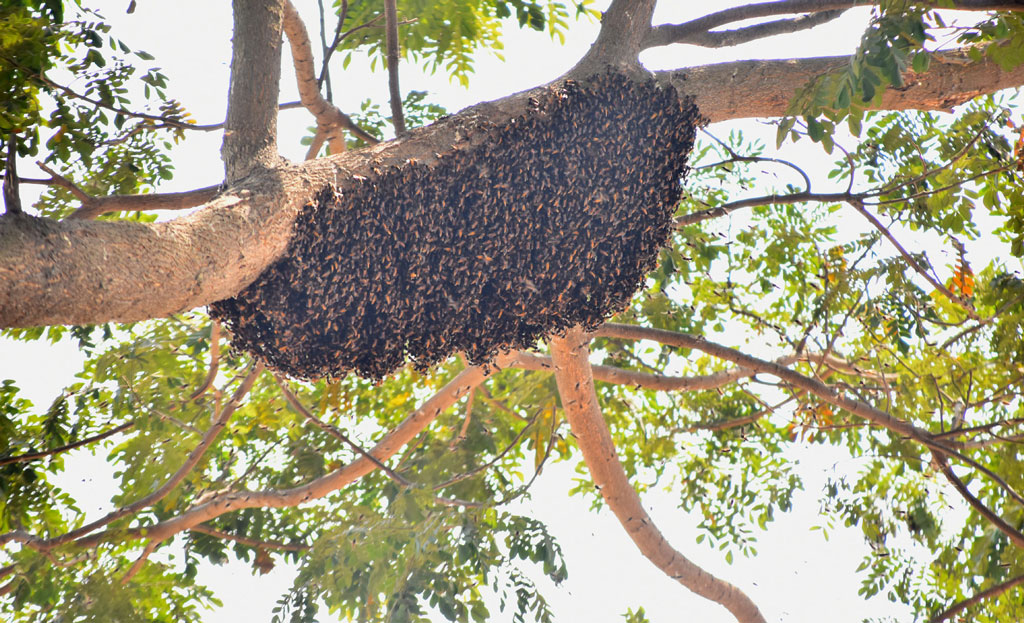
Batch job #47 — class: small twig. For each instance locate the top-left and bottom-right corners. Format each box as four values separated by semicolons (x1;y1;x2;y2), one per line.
190;524;308;551
930;572;1024;623
434;413;539;490
35;161;90;202
317;0;348;92
274;373;412;487
188;321;222;401
384;0;406;136
12;362;263;550
848;197;978;319
932;451;1024;550
0;421;133;467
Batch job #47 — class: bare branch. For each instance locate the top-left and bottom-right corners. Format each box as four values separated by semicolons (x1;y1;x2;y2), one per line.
664;9;848;49
222;0;284;183
549;327;767;623
0;421;133;467
930;572;1024;623
932;452;1024;550
188;320;221;401
645;0;1024;49
189;524;308;551
572;0;656;72
384;0;406;136
282;0;379;152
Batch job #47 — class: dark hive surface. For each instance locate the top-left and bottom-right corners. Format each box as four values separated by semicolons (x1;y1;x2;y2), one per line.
211;72;701;380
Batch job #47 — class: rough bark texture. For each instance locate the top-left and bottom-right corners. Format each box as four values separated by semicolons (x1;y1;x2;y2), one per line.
3;49;1024;328
549;327;768;623
222;0;284;183
664;49;1024;123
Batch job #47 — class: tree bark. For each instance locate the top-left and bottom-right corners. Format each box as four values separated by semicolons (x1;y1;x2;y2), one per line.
549;327;768;623
3;50;1024;327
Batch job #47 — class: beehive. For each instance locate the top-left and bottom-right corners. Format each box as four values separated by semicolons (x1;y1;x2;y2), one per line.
211;71;702;380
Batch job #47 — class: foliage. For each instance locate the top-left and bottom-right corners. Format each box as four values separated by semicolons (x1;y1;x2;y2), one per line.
4;2;1024;623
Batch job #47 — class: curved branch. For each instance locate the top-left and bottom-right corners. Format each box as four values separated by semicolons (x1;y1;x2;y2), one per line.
931;452;1024;550
282;0;379;151
549;327;767;623
664;9;848;49
645;0;1024;49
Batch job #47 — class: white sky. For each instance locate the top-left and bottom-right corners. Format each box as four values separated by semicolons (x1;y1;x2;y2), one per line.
4;1;988;621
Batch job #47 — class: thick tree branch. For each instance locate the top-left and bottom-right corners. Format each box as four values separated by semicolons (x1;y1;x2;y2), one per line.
663;49;1024;123
5;47;1024;328
572;0;657;73
549;327;767;623
222;0;284;183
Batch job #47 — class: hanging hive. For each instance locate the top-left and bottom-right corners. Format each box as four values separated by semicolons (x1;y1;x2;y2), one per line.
210;71;702;381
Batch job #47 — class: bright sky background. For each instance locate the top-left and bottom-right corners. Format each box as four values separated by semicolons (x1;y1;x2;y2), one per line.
5;1;999;621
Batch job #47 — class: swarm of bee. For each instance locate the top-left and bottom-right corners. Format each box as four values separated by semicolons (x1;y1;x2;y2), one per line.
211;71;702;380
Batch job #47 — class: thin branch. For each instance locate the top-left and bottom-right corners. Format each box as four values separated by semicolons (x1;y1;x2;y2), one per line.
0;421;133;467
434;411;539;490
97;353;520;550
190;524;308;551
549;327;767;623
34;160;220;220
670;9;848;49
274;372;412;487
930;573;1024;623
10;362;264;551
676;191;849;227
384;0;406;136
119;540;158;585
848;197;978;319
644;0;1024;49
317;0;348;91
188;320;221;401
932;452;1024;550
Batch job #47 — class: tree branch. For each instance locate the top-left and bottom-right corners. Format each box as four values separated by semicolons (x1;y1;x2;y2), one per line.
661;48;1024;123
8;362;264;551
222;0;284;183
644;0;1024;49
73;352;520;550
189;524;308;551
188;320;221;401
930;572;1024;623
549;326;767;623
0;421;133;467
282;0;379;152
572;0;657;73
661;9;848;49
3;134;21;215
931;452;1024;550
384;0;406;136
